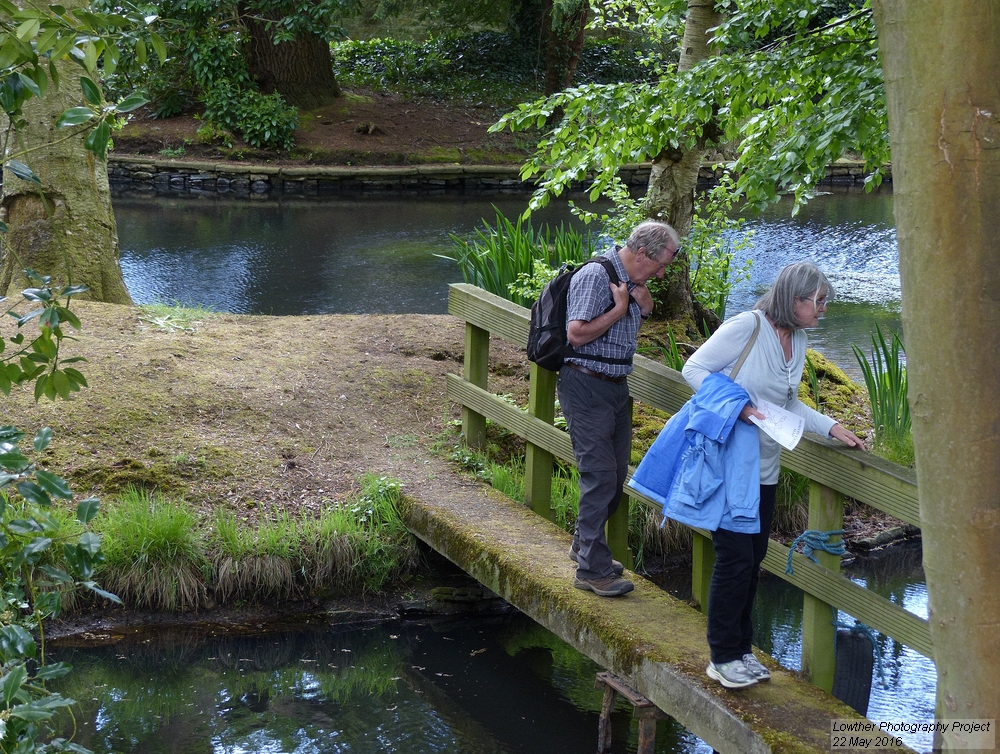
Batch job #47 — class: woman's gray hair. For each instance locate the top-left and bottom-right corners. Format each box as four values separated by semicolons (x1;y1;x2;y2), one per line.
626;221;679;260
754;261;835;329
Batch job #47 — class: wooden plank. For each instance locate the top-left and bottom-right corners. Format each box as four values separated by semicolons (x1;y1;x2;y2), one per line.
446;374;576;462
782;439;919;526
448;284;529;347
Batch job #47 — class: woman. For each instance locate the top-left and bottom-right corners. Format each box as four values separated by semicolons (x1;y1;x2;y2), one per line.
682;261;864;689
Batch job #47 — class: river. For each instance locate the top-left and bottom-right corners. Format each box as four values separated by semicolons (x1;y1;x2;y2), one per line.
113;185;900;379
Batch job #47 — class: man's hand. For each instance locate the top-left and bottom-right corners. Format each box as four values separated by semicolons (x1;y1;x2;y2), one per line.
632;284;653;318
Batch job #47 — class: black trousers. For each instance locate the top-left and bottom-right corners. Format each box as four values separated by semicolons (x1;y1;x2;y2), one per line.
707;484;777;664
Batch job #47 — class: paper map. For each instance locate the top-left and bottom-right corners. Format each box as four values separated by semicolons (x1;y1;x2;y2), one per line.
749;399;805;450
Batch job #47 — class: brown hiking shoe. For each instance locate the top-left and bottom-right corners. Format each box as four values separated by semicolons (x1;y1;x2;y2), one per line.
573;574;634;597
568;546;624;576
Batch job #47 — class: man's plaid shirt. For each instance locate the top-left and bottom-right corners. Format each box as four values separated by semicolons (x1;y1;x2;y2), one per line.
564;249;641;378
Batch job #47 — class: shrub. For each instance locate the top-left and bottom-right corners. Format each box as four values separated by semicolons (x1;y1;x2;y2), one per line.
202;79;298;151
852;323;912;465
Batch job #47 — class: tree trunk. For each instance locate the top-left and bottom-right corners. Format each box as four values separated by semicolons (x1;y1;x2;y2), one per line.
0;4;131;304
872;0;1000;725
541;0;589;95
242;15;341;110
644;0;720;330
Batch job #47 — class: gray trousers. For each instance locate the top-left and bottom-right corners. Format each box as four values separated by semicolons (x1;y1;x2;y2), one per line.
557;366;631;580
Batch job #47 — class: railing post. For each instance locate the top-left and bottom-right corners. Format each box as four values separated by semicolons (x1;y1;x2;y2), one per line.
800;480;845;692
607;398;634;570
525;363;557;522
691;532;715;615
462;323;489;448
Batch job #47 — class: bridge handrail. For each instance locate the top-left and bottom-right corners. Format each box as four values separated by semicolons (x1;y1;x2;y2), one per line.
446;283;930;687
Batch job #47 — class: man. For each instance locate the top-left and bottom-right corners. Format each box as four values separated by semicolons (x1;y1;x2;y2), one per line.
561;220;681;597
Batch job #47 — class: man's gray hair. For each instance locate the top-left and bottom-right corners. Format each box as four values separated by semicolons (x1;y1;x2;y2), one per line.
755;261;835;329
626;221;679;260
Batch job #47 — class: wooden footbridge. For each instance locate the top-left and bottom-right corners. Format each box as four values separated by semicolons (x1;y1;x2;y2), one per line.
400;284;928;754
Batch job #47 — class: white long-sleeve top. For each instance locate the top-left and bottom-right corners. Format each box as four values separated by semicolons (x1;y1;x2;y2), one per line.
681;310;836;484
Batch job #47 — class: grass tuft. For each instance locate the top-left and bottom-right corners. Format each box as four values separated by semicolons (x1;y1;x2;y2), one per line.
94;486;209;612
138;302;217;333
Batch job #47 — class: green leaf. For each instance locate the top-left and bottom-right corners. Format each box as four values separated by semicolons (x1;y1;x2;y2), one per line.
5;160;41;184
17;72;41;98
134;38;146;65
84;120;110;159
78;531;101;555
0;449;30;471
15;18;39;41
36;470;72;499
1;665;27;705
0;625;36;658
76;496;99;523
33;426;52;452
115;93;148;113
22;537;52;559
150;32;166;63
56;106;94;128
38;565;73;584
34;662;71;680
79;76;100;105
82;581;122;604
17;481;51;506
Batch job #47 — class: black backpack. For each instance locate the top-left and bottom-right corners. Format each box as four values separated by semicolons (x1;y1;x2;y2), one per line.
526;257;634;372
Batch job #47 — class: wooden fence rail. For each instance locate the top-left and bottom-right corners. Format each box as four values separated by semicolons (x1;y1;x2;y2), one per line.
446;283;929;693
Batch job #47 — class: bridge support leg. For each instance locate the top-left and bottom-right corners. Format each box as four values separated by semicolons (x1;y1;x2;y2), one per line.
462;323;489;448
801;480;844;693
595;672;667;754
606;398;634;570
691;531;715;615
525;363;556;522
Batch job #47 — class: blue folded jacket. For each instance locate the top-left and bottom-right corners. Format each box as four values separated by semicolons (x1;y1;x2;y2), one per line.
628;372;761;533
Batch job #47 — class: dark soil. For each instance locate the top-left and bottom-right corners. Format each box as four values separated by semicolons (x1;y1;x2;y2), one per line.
115;90;529;166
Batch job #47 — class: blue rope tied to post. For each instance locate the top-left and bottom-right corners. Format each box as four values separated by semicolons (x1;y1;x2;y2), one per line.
834;617;887;686
784;529;846;575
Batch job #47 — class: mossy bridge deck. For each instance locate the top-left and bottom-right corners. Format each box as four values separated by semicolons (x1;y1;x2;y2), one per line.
397;284;927;754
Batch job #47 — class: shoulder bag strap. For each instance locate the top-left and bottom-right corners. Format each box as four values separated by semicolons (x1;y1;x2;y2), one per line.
729;310;761;380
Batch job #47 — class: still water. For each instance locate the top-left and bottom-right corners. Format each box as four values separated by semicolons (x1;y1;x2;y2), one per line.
114;186;901;377
52;543;933;754
52;612;703;754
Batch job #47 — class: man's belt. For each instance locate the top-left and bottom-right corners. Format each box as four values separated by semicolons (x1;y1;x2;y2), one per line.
565;363;628;385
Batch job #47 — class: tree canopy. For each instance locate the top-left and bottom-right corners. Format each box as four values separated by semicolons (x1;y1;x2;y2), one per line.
495;0;887;214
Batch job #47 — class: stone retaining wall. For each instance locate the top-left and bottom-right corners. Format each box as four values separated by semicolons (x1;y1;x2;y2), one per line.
107;156;886;196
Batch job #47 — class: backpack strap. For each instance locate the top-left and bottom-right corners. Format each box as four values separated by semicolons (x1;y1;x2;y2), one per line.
567;255;633;367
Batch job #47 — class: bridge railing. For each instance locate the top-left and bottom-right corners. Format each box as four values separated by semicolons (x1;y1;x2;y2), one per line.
446;283;928;692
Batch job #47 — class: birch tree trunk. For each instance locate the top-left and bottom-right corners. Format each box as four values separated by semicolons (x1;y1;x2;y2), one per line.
872;0;1000;727
0;0;131;303
644;0;720;325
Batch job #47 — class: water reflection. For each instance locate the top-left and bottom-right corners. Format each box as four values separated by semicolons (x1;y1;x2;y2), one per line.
115;194;602;316
751;540;936;753
51;613;702;754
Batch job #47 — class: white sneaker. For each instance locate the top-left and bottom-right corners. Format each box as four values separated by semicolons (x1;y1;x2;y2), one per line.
706;660;759;689
743;653;771;681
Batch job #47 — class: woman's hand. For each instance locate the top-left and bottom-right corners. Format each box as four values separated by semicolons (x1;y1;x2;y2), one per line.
830;423;865;448
739;404;765;424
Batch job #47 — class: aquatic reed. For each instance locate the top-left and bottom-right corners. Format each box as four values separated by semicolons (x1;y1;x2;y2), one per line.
852;324;913;465
442;208;593;306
